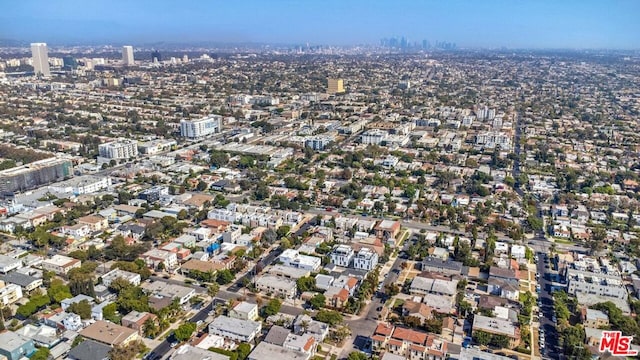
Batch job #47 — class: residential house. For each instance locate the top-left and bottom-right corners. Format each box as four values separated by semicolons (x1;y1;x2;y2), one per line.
581;308;609;329
374;220;401;243
121;311;158;335
0;255;23;274
329;245;354;267
77;215;109;232
279;249;322;272
371;324;447;360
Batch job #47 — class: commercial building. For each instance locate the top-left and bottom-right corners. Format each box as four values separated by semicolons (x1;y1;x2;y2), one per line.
31;43;50;77
98;139;139;160
79;320;141;347
327;78;344;94
0;158;73;194
41;255;81;275
180;115;222;140
122;46;134;66
208;315;262;343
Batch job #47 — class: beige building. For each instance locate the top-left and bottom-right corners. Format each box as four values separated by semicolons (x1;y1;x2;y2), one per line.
41;255;81;275
79;320;141;346
327;78;344;94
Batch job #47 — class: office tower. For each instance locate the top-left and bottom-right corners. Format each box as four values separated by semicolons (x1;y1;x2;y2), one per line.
122;46;134;66
180;115;222;140
151;50;162;62
62;56;78;70
327;78;344;94
31;43;50;77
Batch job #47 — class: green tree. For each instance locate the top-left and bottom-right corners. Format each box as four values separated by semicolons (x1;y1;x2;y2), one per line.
174;322;197;342
216;269;235;285
262;299;282;317
315;309;343;326
48;279;73;304
473;330;492;346
309;294;327;309
143;318;159;338
236;343;251;360
102;303;120;323
30;348;50;360
207;283;220;297
296;276;316;292
68;299;93;319
347;352;368;360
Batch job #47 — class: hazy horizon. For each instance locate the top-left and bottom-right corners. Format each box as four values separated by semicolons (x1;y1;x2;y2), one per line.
2;0;639;50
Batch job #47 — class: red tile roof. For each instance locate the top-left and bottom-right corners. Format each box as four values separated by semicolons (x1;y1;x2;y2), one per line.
392;327;428;345
374;323;394;336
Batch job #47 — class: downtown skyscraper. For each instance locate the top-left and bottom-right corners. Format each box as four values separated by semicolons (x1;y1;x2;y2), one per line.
122;45;135;66
31;43;50;76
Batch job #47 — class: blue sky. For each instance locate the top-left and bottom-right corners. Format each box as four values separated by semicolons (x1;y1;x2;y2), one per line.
1;0;639;49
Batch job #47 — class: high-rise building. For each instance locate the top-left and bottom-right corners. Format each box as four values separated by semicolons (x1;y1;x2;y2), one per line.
151;50;162;63
180;115;222;140
31;43;50;77
327;78;344;94
62;56;78;70
122;46;135;66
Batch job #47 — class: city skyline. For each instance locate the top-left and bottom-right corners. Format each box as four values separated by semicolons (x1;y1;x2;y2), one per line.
2;0;640;49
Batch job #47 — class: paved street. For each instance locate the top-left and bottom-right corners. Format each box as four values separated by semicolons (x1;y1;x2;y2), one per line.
536;252;560;360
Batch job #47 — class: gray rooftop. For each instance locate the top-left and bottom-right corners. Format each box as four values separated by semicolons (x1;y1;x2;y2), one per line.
248;342;309;360
67;339;111;360
209;315;261;337
264;325;291;346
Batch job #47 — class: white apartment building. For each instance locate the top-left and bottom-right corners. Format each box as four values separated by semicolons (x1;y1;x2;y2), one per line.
0;283;23;306
279;249;322;272
98;139;139;160
101;269;141;288
208;316;262;343
180;115;222;140
255;275;297;299
353;248;379;271
139;249;178;270
330;245;355;267
0;255;23;273
566;268;627;300
360;129;388;145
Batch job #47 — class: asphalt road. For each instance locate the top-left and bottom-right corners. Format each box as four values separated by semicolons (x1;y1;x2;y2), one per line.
145;301;214;360
536;252;560;360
